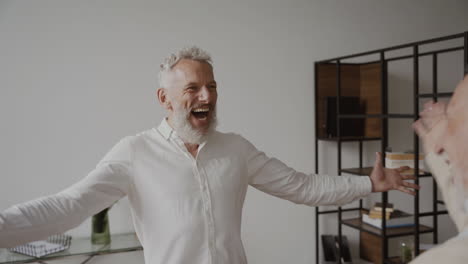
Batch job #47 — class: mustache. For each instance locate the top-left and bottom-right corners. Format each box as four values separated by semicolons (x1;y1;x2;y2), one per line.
189;104;214;111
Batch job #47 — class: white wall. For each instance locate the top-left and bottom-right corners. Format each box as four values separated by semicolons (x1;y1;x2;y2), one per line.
0;1;467;263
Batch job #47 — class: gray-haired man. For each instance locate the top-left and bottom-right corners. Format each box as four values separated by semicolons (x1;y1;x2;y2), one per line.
0;46;418;264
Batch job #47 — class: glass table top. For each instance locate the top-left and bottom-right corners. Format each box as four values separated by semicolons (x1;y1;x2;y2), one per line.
0;233;142;263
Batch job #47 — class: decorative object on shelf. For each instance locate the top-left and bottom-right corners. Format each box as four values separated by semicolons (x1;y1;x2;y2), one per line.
399;238;414;263
321;235;352;263
326;96;365;138
385;151;426;174
91;207;111;245
362;209;413;229
369;202;395;220
369;209;391;220
321;235;339;262
9;234;72;258
373;202;394;212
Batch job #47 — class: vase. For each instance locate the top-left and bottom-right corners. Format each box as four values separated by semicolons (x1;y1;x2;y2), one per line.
91;207;111;245
399;239;414;263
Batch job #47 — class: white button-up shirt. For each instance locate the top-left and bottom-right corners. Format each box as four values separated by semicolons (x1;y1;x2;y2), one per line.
0;119;372;264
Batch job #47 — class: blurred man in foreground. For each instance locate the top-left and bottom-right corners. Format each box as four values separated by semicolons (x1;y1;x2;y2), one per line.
413;75;468;263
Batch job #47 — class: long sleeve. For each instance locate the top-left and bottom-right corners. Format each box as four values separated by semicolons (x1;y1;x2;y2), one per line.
0;137;134;248
425;152;468;232
243;137;372;206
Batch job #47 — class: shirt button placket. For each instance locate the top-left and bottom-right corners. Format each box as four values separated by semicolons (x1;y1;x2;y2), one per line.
194;161;216;263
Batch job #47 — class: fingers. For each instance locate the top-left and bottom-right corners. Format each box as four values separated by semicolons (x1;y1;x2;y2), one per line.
396;166;411;173
421;101;446;115
419;102;447;132
413;119;428;138
433;101;447;112
420;101;434;117
423;100;435;111
393;180;420;196
401;174;417;180
402;181;420;190
397;186;416;196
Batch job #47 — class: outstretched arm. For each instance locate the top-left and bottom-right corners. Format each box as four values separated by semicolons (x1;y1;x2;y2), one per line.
243;137;418;207
0;137;133;248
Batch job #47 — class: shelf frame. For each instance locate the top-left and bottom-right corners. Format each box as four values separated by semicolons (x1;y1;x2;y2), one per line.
314;31;468;264
341;218;434;239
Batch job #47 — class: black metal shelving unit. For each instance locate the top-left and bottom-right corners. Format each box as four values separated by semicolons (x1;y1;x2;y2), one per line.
314;31;468;264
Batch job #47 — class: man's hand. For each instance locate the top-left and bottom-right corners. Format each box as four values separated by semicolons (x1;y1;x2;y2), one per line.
369;152;420;195
413;101;448;154
420;101;447;128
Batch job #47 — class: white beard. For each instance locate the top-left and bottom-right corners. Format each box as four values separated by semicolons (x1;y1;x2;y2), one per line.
171;103;217;144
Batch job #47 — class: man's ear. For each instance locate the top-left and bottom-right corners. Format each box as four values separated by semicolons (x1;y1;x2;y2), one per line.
157;88;172;111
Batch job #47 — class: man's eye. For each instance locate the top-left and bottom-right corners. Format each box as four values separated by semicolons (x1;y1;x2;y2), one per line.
187;87;197;91
209;85;217;90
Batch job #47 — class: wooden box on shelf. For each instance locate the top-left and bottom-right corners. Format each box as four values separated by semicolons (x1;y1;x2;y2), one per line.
361;231;383;264
341;209;433;264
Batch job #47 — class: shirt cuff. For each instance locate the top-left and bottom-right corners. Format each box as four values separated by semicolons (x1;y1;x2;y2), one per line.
359;176;373;197
349;176;372;199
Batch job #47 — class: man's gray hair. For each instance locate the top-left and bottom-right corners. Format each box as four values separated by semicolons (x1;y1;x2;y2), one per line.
158;46;212;88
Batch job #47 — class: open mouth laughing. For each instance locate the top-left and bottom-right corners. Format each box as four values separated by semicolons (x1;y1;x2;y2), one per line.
191;106;211;120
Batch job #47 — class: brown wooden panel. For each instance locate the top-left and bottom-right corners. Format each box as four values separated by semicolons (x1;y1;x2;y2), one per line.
317;64;336;138
316;64;334;138
316;63;360;138
360;63;382;138
361;231;383;264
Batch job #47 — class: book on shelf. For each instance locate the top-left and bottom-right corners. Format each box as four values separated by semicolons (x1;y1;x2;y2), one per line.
373;202;394;212
368;209;391;220
385;151;426;173
9;234;71;258
362;210;414;229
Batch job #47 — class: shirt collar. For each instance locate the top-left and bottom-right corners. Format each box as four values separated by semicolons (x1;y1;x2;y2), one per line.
156;118;211;149
157;118;174;140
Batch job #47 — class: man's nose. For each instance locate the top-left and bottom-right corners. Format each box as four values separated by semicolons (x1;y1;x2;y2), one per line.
198;86;214;102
